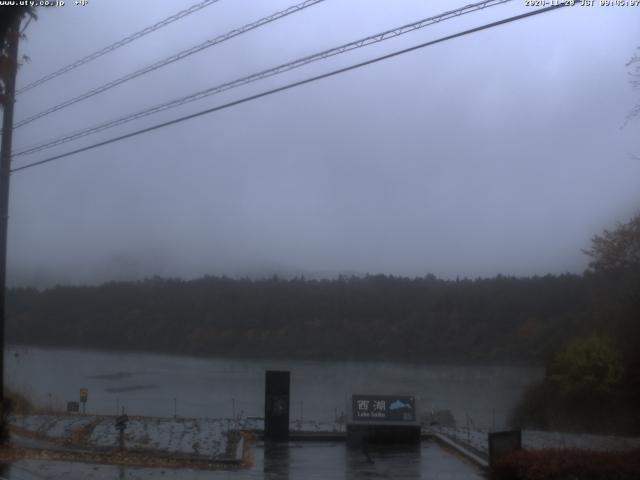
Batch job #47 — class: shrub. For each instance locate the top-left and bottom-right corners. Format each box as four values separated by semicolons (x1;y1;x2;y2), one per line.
494;448;640;480
548;334;623;399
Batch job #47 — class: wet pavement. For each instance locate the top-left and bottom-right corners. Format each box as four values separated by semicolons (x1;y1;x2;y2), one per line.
1;439;486;479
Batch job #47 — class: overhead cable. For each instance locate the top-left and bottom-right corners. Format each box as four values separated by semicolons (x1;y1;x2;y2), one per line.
16;0;223;95
13;0;326;128
14;0;512;157
11;3;573;174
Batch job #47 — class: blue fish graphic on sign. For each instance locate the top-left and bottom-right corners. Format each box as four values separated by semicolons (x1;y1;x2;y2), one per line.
389;399;412;411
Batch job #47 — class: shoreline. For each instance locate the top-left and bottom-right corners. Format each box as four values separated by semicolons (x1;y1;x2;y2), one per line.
5;343;545;369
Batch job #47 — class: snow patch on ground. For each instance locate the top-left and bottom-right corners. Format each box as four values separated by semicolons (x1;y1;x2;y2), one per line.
9;414;232;458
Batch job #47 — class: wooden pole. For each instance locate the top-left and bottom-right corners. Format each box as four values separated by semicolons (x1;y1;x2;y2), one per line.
0;13;20;444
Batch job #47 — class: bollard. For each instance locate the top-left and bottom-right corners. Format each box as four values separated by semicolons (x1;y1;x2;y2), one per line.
115;407;129;452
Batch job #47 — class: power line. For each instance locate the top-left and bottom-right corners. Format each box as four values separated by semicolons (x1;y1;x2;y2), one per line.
16;0;223;95
19;14;33;36
14;0;513;158
13;0;326;129
11;3;572;174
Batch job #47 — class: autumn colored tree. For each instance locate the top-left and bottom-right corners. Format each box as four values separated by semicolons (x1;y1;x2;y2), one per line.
548;334;623;399
510;334;628;433
584;213;640;274
508;216;640;433
583;213;640;346
583;213;640;429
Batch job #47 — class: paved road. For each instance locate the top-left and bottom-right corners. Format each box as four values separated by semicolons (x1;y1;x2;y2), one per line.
1;439;486;479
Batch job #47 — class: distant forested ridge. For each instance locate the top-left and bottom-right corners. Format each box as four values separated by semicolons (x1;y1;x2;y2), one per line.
6;272;632;364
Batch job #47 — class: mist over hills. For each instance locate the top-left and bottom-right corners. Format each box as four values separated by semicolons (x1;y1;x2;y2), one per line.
9;257;365;290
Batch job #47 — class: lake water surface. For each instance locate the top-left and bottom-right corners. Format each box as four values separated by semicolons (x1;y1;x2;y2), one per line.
6;345;543;430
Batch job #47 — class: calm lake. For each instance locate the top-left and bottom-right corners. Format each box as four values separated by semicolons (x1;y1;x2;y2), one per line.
6;345;543;430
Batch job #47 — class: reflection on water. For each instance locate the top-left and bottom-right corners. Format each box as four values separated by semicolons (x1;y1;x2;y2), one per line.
2;441;485;479
264;442;291;480
6;345;542;429
345;443;421;479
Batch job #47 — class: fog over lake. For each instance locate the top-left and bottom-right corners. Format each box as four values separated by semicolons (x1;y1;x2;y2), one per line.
6;346;543;429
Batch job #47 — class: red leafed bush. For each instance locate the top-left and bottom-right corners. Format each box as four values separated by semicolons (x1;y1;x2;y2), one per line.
493;448;640;480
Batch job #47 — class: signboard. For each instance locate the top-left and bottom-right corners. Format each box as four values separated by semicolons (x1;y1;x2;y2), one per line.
66;401;79;413
489;430;522;468
352;395;415;422
79;388;88;403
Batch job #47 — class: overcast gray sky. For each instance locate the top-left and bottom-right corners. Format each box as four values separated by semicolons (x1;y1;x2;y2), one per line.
5;0;640;287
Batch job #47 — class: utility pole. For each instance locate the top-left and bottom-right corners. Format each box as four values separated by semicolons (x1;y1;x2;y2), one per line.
0;15;21;444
